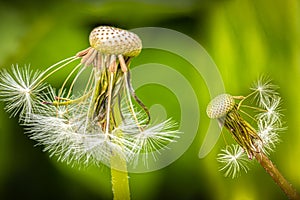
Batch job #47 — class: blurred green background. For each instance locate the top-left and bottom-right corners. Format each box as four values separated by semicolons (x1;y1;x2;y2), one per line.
0;0;299;199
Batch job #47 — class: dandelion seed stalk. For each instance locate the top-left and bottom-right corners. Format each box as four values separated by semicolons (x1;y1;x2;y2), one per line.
0;26;180;200
254;151;300;200
208;78;300;199
109;86;130;200
110;151;131;200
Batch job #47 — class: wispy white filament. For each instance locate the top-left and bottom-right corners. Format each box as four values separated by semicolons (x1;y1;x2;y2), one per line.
217;144;250;178
257;95;282;123
257;116;282;154
0;62;180;167
250;76;279;107
0;65;47;120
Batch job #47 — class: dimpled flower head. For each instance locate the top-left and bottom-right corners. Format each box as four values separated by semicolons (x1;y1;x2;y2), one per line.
207;77;284;178
0;26;180;168
206;94;235;119
89;26;142;57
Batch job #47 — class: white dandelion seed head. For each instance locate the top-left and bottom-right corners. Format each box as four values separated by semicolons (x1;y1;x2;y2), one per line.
217;144;251;179
0;28;180;169
0;65;47;121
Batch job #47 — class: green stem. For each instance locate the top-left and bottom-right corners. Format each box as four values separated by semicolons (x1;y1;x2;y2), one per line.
110;91;131;200
254;152;300;200
110;154;131;200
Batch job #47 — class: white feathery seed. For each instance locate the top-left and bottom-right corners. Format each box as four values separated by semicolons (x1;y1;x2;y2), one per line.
217;144;250;179
250;76;279;107
0;65;47;120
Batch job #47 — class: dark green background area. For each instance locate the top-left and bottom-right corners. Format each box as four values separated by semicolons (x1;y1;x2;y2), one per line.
0;0;299;199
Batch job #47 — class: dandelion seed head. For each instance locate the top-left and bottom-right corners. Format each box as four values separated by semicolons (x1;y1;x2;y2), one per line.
217;144;250;178
1;26;180;168
209;77;284;179
207;94;235;119
89;26;142;57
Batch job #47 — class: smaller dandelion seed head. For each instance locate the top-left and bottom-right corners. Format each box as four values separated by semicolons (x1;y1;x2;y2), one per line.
217;144;251;179
206;78;285;178
207;94;235;119
89;26;142;57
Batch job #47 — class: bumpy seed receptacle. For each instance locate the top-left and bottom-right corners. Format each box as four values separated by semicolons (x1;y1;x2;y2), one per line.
89;26;142;57
206;94;235;119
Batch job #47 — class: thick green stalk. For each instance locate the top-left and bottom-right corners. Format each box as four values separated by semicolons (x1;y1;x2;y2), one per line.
110;95;131;200
110;153;131;200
